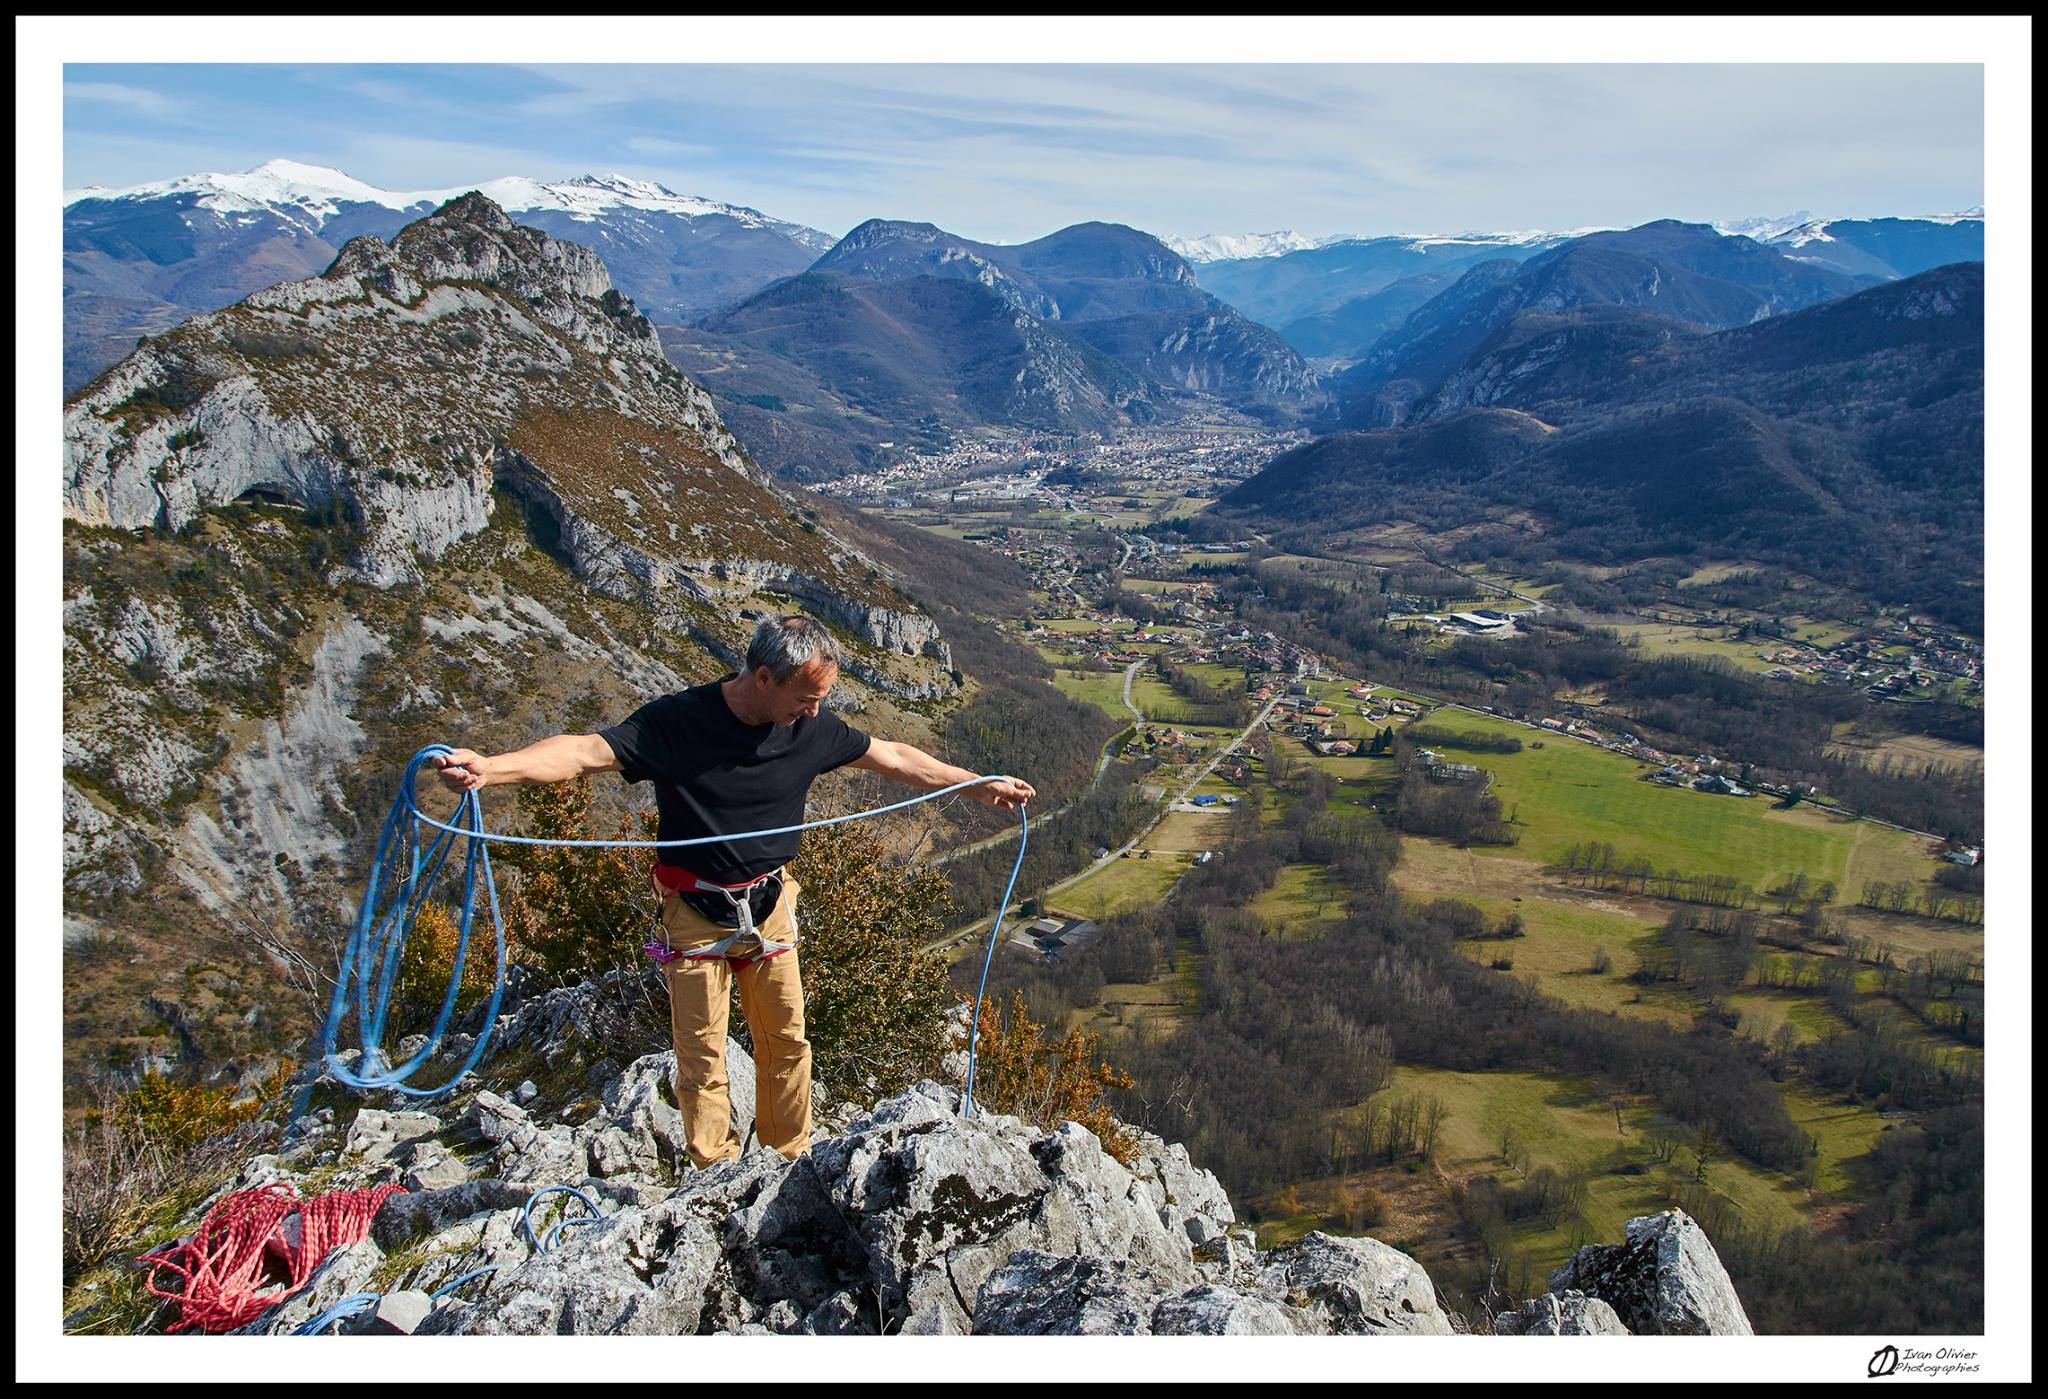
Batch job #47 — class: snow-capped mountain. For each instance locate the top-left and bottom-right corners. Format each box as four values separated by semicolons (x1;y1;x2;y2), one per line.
1165;231;1340;263
63;160;835;392
65;159;831;244
1712;207;1985;279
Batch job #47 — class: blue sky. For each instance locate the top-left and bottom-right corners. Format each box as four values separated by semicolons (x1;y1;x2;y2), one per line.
65;62;1985;246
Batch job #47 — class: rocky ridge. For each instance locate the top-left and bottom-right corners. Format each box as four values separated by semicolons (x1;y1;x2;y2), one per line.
102;979;1756;1338
59;195;961;1092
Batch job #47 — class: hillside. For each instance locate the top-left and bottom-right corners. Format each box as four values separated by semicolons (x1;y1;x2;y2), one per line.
1332;221;1882;427
663;269;1168;481
669;219;1325;478
61;192;960;1097
1221;264;1984;628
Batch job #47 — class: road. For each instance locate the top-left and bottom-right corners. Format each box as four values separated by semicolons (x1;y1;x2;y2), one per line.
1119;656;1145;723
925;691;1281;956
930;657;1151;871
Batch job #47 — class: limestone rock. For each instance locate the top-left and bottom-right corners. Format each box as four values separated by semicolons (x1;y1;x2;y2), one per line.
1547;1208;1753;1336
1493;1290;1631;1336
972;1251;1162;1335
1254;1231;1453;1335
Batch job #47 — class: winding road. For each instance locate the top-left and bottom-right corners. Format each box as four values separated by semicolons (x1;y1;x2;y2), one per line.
924;690;1281;956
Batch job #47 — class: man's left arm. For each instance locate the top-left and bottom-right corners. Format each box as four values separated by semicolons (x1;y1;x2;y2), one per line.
847;739;1035;810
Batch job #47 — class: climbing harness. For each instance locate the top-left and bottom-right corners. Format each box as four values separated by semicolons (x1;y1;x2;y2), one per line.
138;1181;408;1334
643;863;792;964
321;745;1029;1117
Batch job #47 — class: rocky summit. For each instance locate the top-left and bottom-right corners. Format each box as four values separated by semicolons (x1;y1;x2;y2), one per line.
137;977;1756;1338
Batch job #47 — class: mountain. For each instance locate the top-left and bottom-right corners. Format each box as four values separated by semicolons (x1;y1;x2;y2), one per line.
61;193;959;1088
665;219;1324;478
1755;212;1985;281
1222;264;1984;628
1164;230;1338;263
1275;270;1461;362
662;269;1167;483
62;160;832;390
1191;233;1575;354
1332;220;1882;427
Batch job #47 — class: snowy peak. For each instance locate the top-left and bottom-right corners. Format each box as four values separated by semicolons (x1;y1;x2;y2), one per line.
1166;230;1334;263
1169;228;1596;263
62;160;832;246
63;158;418;223
1712;211;1818;242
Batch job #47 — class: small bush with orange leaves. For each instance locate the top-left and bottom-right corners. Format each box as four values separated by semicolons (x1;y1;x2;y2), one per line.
494;777;658;985
389;898;502;1031
122;1062;292;1150
965;990;1138;1165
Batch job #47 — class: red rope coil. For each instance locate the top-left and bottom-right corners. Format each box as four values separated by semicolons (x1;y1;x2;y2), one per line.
139;1181;408;1333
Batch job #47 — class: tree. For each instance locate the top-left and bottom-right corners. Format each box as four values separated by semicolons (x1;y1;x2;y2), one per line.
969;988;1139;1162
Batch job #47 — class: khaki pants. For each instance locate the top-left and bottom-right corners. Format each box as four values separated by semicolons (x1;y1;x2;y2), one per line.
656;875;813;1168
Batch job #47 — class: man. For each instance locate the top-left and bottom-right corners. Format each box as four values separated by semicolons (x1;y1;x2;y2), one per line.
433;614;1034;1169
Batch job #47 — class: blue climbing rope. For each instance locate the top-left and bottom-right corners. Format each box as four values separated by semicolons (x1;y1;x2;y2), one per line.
288;1183;599;1332
320;743;1029;1115
290;1291;382;1336
522;1184;603;1253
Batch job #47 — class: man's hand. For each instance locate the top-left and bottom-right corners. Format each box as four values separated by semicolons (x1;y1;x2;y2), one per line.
431;749;489;794
973;776;1036;810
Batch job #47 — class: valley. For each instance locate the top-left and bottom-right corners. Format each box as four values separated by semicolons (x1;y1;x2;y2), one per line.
819;413;1984;1331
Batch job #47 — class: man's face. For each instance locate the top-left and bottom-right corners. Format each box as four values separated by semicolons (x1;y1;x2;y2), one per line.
764;660;837;724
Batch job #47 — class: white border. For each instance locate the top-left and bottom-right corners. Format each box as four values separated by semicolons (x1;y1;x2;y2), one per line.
18;13;2033;1385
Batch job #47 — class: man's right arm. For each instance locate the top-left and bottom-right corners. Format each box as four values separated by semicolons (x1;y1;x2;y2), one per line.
431;734;620;793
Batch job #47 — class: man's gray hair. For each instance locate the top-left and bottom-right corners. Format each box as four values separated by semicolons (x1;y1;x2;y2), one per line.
745;614;843;683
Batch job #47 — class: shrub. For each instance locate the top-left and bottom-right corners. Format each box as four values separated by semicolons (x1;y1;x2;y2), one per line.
389;899;500;1032
123;1066;279;1150
1331;1183;1391;1231
790;821;956;1099
966;989;1137;1164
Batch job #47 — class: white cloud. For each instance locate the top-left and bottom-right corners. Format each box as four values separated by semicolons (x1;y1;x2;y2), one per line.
62;81;181;119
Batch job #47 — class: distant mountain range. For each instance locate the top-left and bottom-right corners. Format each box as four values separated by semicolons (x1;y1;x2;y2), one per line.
62;160;832;391
1328;221;1885;427
1187;210;1984;366
1726;211;1985;281
1218;262;1985;630
663;219;1326;480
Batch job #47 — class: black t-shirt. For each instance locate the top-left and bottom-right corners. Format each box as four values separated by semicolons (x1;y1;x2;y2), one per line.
598;675;872;884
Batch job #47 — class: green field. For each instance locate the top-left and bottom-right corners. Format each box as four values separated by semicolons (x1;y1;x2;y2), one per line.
1252;1063;1826;1268
1414;708;1936;894
1247;863;1346;933
1048;666;1134;720
1592;620;1780;674
1388;1065;1811;1257
1050;852;1189;921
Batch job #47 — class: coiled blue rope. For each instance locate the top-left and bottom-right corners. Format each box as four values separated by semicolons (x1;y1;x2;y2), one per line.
320;743;1029;1116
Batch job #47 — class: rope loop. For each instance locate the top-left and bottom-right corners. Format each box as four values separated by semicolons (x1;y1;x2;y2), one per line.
319;745;1029;1115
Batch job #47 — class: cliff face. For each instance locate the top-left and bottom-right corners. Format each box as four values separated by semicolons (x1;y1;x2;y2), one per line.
60;196;957;1093
75;977;1755;1338
62;192;942;654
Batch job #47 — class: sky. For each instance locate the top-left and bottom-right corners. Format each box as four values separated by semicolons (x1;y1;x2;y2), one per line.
61;63;1986;245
